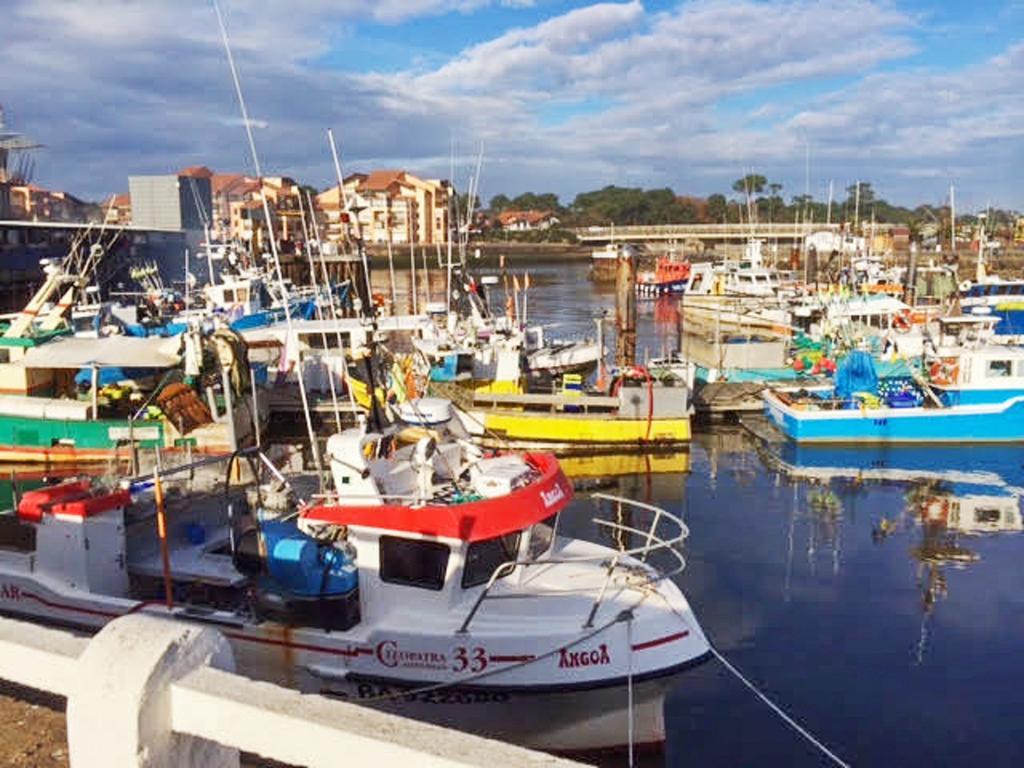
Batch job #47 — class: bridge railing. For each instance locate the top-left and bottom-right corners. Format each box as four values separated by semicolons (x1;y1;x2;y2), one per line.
575;222;840;241
0;613;581;768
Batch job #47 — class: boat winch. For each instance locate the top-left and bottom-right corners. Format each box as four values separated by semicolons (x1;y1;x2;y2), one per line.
234;518;360;631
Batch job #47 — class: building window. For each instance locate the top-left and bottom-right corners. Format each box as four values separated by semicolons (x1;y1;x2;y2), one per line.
379;536;449;591
462;532;521;589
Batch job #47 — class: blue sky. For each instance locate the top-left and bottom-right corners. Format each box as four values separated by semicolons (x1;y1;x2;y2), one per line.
2;0;1022;210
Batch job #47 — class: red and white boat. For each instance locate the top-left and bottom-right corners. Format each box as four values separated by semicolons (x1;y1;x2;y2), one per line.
637;257;692;297
0;399;710;752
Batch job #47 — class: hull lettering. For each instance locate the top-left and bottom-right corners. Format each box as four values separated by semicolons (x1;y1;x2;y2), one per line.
558;643;610;669
0;584;21;601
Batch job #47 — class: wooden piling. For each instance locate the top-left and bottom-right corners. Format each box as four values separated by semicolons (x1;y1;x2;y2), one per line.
615;246;637;368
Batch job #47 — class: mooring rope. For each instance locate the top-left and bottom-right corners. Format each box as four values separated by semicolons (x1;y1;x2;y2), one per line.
708;643;851;768
646;588;852;767
626;616;636;768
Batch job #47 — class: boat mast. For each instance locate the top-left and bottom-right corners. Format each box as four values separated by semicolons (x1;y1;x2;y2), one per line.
212;0;323;481
949;183;956;258
446;136;454;314
327;128;386;431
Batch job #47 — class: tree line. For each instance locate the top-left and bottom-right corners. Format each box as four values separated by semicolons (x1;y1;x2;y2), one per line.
482;177;1019;231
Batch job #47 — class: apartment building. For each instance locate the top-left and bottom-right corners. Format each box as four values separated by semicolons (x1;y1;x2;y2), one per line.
316;170;450;246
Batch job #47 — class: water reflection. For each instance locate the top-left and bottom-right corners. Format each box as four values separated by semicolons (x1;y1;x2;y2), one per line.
759;438;1023;664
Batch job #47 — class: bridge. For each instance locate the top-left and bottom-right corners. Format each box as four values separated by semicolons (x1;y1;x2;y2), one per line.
574;222;840;245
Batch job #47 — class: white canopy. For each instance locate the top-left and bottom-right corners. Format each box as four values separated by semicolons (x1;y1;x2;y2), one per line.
21;335;183;369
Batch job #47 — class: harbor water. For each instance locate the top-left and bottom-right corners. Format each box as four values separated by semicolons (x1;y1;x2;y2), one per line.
513;256;1024;766
4;255;1021;766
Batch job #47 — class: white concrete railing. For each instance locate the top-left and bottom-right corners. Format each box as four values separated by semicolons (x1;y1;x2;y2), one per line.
0;614;579;768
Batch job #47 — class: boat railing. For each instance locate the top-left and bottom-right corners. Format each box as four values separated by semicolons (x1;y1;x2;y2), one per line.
457;492;688;633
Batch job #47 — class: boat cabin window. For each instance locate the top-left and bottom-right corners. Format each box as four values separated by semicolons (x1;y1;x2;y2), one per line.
379;536;449;591
526;515;557;561
462;532;521;588
306;332;347;350
975;508;1001;525
222;288;235;303
986;360;1012;378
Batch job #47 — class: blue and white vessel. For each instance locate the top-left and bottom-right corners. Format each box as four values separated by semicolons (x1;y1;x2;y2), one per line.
764;318;1024;443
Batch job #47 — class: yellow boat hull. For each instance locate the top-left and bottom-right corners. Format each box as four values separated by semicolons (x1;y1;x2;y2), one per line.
479;411;691;447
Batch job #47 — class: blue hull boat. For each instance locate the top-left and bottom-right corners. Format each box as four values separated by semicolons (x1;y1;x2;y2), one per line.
764;391;1024;444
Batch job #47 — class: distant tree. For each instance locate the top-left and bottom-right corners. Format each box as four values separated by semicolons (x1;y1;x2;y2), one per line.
732;174;767;197
707;194;729;223
510;192;562;213
489;194;511;212
453;193;481;217
766;182;783;223
846;182;876;205
569;185;698;225
674;198;701;224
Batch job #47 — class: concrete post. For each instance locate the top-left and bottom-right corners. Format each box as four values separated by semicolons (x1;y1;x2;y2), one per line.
66;614;239;768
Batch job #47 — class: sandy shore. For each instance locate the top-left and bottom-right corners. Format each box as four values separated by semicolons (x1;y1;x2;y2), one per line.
0;684;68;768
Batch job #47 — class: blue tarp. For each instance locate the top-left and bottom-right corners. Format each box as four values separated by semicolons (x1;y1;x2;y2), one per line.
835;351;878;400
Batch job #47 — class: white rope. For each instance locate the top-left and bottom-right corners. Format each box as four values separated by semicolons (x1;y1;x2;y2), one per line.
709;644;850;768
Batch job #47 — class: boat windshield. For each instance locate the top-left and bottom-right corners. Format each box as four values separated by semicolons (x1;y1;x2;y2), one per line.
462;532;521;588
526;514;557;561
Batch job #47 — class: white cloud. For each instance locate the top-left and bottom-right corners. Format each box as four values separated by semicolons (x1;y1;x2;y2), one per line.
0;0;1020;209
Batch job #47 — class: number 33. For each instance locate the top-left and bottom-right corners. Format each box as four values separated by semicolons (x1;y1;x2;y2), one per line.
453;646;487;672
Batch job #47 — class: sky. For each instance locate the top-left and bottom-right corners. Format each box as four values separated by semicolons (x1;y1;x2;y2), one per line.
2;0;1022;211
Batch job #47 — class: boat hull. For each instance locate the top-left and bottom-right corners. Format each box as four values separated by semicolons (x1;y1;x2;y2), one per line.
764;392;1024;443
473;411;691;447
319;662;707;751
636;279;687;297
0;413;164;463
0;574;707;752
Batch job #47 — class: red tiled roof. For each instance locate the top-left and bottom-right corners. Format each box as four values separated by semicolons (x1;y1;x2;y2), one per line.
498;209;556;226
179;165;214;179
212;173;260;197
362;170;407;192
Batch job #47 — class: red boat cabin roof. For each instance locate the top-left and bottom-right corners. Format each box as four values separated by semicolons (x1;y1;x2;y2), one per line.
302;452;573;542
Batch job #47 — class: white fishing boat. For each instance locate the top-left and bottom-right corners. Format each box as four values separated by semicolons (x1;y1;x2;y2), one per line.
0;398;710;752
524;325;602;378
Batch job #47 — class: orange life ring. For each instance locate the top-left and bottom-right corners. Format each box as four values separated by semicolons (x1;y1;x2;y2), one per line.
893;309;912;333
372;292;387;308
929;359;959;386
